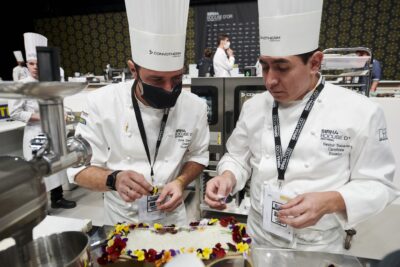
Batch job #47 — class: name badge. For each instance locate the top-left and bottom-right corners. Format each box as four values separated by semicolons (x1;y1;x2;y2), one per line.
138;194;166;222
262;182;294;242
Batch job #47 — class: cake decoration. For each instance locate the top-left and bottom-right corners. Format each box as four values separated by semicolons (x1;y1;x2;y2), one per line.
97;216;251;266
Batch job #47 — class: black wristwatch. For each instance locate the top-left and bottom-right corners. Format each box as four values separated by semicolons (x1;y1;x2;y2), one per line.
106;170;122;191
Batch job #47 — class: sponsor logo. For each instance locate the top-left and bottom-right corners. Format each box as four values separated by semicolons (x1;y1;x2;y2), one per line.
206;12;233;22
260;36;281;42
320;129;351;142
0;105;9;120
148;50;181;58
379;128;388;141
175;129;192;149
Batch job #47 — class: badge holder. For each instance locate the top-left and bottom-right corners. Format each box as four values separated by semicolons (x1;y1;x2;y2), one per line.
138;184;166;222
262;182;295;242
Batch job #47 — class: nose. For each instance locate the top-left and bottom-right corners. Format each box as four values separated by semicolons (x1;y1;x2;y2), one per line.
264;71;278;89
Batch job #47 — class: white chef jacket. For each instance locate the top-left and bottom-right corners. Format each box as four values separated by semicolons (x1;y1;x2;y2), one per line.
12;65;29;81
8;76;67;191
218;79;399;252
213;47;235;77
67;80;209;226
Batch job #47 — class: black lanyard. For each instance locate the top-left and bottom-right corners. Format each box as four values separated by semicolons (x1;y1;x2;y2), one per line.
131;81;169;181
272;80;324;186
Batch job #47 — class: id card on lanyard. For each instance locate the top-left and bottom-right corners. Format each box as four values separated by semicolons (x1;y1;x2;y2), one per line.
262;80;324;241
131;81;168;222
262;182;294;242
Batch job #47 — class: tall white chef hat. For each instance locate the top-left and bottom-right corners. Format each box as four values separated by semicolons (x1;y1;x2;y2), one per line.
23;32;48;61
258;0;323;57
13;51;24;62
124;0;190;71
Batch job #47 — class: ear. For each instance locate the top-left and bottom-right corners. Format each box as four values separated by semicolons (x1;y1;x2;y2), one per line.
127;60;138;79
309;51;323;74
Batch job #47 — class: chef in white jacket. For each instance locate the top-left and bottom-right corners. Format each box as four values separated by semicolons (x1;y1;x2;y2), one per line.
67;0;209;226
8;32;76;209
213;33;235;77
206;0;399;252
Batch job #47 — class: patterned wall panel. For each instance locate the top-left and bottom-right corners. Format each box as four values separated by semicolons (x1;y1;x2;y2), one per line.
34;8;196;78
34;2;399;80
320;0;400;80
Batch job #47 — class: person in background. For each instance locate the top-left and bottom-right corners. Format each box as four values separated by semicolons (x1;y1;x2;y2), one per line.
8;32;76;209
205;0;399;252
12;51;29;81
67;0;209;226
356;49;382;93
213;33;235;77
196;47;214;77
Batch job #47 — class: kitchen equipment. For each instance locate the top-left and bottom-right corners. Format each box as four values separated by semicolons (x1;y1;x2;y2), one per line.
0;81;92;265
0;231;91;267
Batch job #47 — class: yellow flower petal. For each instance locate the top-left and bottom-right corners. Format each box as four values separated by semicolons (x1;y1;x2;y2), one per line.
134;250;145;261
154;223;163;230
209;218;219;224
236;242;249;253
107;239;114;247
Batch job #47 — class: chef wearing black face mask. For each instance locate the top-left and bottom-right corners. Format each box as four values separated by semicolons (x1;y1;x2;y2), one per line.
68;0;210;226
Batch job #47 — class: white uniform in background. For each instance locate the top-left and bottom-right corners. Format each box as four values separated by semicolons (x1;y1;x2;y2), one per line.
60;67;65;82
218;79;399;251
213;47;235;77
67;80;209;225
12;65;29;81
8;76;67;191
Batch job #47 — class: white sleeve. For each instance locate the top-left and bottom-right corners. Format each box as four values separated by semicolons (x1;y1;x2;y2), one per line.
12;68;18;81
67;94;109;183
217;101;252;194
336;106;400;227
184;102;209;167
214;50;235;72
8;99;32;123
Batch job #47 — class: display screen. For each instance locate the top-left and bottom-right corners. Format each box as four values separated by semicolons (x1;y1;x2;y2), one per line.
239;90;263;112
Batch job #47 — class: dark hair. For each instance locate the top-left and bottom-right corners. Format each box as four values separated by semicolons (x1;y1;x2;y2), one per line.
217;33;229;46
297;48;320;64
204;48;213;58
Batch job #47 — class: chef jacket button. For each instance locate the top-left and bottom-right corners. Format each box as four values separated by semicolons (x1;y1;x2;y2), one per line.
310;130;316;136
317;99;322;103
267;125;272;130
126;156;131;161
265;154;270;159
129;105;134;109
127;132;132;137
164;159;168;162
304;163;310;168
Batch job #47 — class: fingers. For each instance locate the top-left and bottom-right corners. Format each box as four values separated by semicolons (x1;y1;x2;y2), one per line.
158;193;182;212
157;183;183;212
127;171;153;192
115;171;153;202
205;178;229;210
118;185;142;202
280;195;303;209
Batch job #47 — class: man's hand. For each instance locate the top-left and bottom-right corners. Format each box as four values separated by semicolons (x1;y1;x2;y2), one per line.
115;170;153;202
226;48;234;58
205;171;236;210
278;191;346;229
156;180;184;212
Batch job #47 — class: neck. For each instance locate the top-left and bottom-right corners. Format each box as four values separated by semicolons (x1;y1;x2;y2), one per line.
295;74;319;101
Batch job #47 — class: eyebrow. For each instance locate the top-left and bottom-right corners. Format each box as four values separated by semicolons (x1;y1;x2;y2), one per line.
259;58;290;65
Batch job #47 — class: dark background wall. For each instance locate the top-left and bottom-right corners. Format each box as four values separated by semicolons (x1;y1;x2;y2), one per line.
1;0;399;80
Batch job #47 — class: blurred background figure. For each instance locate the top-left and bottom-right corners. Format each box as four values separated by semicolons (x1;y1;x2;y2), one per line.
8;32;76;210
196;47;214;77
12;50;29;81
356;49;382;93
213;33;235;77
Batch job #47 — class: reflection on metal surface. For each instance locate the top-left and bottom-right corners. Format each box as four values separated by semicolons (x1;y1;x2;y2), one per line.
0;81;86;100
0;231;91;267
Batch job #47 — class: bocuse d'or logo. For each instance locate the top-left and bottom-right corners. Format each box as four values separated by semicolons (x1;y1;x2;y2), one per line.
148;50;182;58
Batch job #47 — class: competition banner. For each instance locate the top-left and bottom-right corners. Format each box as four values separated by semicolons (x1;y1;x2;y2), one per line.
194;2;259;72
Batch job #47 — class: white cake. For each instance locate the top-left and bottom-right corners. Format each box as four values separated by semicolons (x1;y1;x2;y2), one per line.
97;217;251;266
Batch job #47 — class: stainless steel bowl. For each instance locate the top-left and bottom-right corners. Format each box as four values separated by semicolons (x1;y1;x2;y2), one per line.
0;231;92;267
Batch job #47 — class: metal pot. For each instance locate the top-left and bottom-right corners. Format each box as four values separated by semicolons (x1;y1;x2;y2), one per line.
0;231;92;267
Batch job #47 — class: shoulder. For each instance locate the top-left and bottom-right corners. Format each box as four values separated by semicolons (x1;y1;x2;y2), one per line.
323;82;380;114
85;81;132;107
178;90;207;109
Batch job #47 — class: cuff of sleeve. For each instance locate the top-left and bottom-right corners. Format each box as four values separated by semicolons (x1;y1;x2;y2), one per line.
66;165;87;184
217;161;245;195
21;111;33;123
184;155;209;167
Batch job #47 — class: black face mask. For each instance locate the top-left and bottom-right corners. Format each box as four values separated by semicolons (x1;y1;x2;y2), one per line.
137;76;182;109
